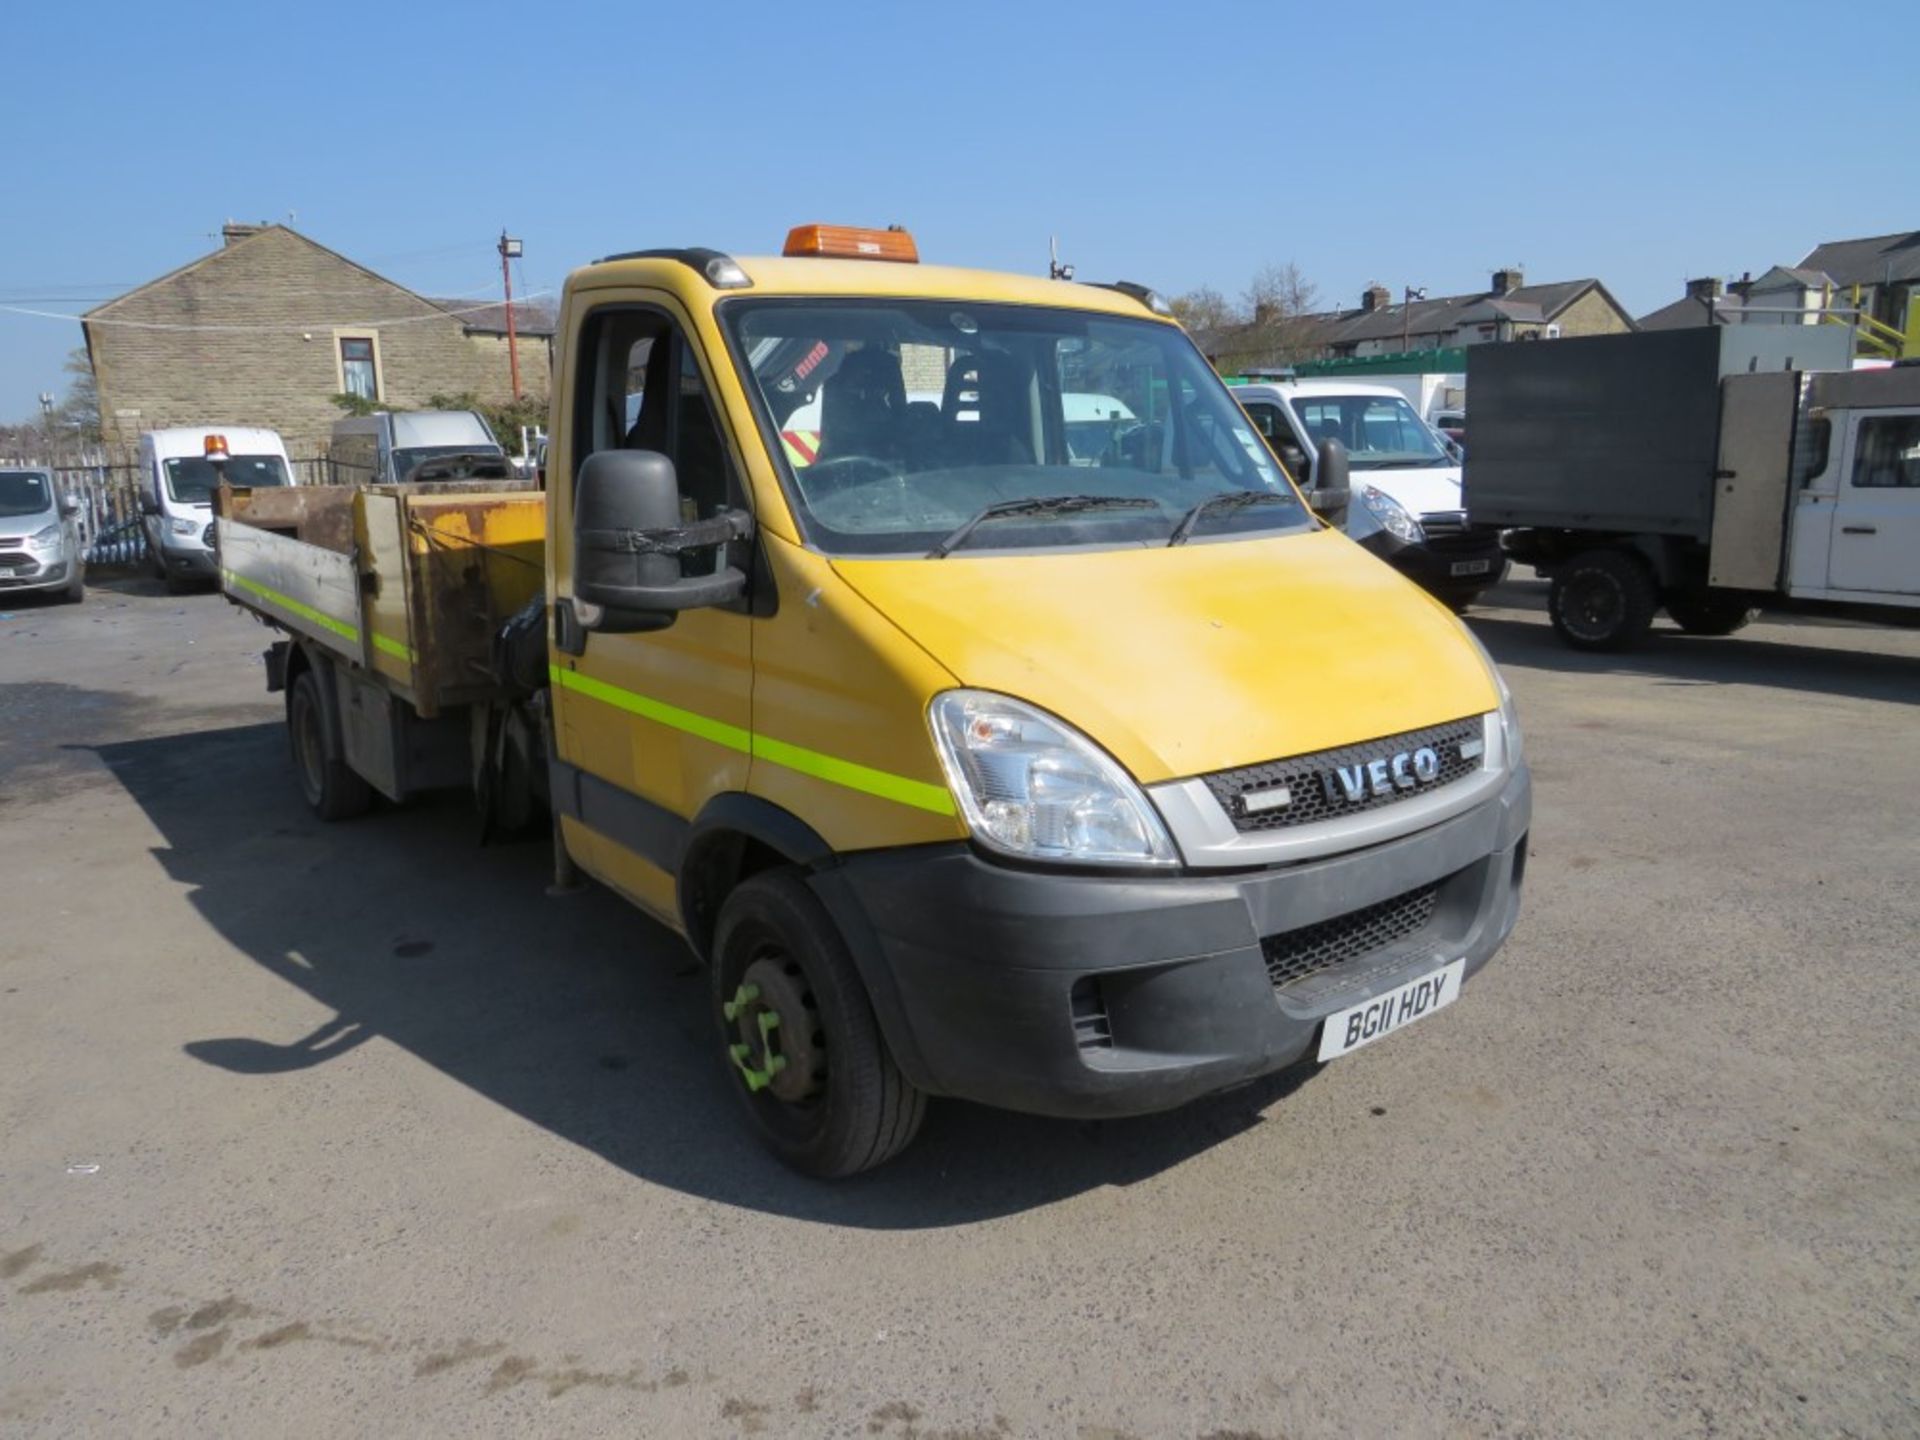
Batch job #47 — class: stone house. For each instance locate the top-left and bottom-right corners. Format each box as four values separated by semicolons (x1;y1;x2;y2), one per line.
83;224;553;458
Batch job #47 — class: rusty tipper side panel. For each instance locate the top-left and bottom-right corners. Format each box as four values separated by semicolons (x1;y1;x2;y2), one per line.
391;489;546;713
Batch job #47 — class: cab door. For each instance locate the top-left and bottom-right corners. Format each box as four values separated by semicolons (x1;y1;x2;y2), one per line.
548;295;756;925
1828;409;1920;596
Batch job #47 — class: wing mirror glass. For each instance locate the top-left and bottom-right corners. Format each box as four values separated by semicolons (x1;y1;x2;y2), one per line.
1310;438;1351;526
572;449;750;634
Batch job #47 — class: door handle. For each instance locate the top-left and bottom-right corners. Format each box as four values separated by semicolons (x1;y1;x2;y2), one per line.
1841;525;1878;535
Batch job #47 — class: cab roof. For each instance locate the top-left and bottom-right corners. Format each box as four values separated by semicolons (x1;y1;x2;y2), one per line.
569;252;1171;321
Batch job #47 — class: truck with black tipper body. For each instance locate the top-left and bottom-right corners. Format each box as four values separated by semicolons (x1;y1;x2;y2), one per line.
1465;327;1919;650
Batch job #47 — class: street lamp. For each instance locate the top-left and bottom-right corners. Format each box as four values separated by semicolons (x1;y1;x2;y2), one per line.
499;231;525;402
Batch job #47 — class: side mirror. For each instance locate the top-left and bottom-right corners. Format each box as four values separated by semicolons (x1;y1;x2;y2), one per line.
572;449;751;633
138;493;160;515
60;495;81;517
1310;438;1351;526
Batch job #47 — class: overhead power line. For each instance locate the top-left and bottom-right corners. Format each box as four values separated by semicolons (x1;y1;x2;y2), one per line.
0;291;554;332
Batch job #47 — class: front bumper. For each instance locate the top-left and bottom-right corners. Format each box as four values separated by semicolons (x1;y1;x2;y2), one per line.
814;764;1530;1119
158;541;219;579
1362;527;1506;595
0;556;75;593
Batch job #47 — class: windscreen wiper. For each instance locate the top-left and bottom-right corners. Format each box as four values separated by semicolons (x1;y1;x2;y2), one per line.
928;495;1158;558
1167;490;1294;546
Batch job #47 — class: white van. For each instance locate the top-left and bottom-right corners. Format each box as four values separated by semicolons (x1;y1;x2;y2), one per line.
140;427;294;591
1231;378;1505;608
329;410;506;486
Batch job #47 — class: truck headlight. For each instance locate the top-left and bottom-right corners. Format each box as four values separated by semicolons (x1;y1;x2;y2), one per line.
29;523;62;547
1359;485;1424;544
929;690;1178;867
1463;629;1523;768
169;516;199;537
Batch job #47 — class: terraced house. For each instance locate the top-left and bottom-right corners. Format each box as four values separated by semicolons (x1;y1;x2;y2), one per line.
83;224;553;458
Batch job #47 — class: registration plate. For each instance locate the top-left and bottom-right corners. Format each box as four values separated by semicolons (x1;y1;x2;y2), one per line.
1317;959;1465;1061
1449;559;1492;577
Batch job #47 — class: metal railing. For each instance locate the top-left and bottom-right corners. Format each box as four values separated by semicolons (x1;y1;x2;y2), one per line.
0;456;331;569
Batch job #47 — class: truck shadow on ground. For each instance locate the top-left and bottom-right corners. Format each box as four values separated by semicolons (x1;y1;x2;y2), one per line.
93;721;1315;1229
1469;609;1920;707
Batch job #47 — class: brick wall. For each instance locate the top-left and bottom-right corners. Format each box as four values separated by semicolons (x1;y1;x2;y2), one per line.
87;227;551;458
1552;288;1633;338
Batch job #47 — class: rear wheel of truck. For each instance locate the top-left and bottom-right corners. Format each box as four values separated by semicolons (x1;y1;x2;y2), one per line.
711;870;925;1178
1665;592;1758;637
288;670;372;821
1548;549;1657;652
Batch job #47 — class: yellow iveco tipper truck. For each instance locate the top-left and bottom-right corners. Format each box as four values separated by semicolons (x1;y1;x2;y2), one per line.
220;223;1530;1177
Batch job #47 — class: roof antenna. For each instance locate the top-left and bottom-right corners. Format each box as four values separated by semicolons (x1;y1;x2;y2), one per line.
1049;235;1074;282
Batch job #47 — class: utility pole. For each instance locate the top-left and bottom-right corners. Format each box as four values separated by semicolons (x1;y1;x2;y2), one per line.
499;231;524;403
38;392;55;464
1401;286;1427;354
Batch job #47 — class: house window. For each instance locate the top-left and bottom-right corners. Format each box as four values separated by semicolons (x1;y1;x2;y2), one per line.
339;336;379;400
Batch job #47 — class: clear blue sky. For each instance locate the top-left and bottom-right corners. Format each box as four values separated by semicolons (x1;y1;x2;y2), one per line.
4;0;1914;420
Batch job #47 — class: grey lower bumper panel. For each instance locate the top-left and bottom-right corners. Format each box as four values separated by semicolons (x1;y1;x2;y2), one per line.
815;765;1531;1119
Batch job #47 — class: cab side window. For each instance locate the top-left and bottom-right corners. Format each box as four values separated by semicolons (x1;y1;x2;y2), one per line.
1850;415;1920;488
573;308;743;520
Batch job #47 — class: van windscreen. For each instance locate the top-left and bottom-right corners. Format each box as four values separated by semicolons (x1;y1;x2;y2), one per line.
164;455;290;502
0;471;54;517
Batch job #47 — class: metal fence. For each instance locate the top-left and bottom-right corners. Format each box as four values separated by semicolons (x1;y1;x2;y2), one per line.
22;456;330;569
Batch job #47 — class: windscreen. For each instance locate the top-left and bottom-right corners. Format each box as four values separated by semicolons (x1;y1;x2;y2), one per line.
1290;394;1452;469
164;454;290;502
0;471;55;518
723;299;1305;555
393;444;505;481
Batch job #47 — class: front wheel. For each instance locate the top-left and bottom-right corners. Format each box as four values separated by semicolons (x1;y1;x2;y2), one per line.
1548;548;1658;652
711;870;925;1178
1665;592;1757;636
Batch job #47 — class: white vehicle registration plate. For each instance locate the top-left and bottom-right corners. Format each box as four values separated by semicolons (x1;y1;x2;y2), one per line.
1449;559;1492;577
1317;959;1465;1061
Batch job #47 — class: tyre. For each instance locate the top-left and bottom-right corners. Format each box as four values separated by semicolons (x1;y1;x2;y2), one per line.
288;670;372;821
711;870;925;1178
1665;592;1757;637
61;571;85;604
1548;548;1658;652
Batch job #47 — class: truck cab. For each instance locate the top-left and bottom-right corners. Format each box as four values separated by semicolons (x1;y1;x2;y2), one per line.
139;426;293;591
224;225;1531;1176
1230;378;1505;608
1784;367;1920;601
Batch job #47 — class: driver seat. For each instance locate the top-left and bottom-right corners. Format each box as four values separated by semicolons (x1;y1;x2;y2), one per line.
816;348;906;464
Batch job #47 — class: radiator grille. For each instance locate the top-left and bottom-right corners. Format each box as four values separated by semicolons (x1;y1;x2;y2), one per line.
1202;717;1484;832
1262;884;1440;990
